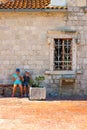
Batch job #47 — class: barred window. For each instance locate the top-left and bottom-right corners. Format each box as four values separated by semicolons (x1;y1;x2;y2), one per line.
54;39;72;70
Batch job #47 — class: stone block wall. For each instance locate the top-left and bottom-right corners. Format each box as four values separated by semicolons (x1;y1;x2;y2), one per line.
66;6;87;96
67;0;86;6
0;7;87;97
0;12;66;97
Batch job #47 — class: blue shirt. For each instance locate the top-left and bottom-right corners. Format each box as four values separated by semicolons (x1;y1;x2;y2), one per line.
13;73;22;85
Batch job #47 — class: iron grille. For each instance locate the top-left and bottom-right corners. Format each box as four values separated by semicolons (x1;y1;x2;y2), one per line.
54;39;72;70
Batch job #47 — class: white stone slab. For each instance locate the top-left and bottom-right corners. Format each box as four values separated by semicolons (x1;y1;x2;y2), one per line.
29;87;46;100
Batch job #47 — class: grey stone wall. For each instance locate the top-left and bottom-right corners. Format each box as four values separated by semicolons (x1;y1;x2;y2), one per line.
66;7;87;96
0;8;87;97
0;12;66;85
67;0;86;6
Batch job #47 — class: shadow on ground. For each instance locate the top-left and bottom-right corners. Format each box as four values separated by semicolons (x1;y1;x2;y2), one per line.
0;94;87;101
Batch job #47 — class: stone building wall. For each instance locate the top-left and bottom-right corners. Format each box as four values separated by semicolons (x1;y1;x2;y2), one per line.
0;12;66;85
67;0;86;6
0;3;87;97
45;6;87;97
66;6;87;96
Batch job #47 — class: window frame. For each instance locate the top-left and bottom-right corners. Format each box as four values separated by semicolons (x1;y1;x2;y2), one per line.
46;30;77;75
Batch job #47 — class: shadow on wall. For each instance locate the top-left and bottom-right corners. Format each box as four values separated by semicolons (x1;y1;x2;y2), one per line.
0;85;21;98
0;85;87;100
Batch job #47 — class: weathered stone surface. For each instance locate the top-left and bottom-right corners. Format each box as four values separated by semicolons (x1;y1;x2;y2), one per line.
29;87;46;100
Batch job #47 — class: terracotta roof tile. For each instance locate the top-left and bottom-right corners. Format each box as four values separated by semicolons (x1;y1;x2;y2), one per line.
0;0;67;10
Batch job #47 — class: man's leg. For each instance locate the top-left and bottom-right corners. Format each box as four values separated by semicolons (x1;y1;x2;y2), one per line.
28;85;30;96
28;84;30;96
24;86;27;96
19;84;23;97
12;84;17;97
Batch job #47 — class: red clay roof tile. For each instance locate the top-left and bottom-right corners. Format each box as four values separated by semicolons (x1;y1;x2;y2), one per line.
0;0;67;10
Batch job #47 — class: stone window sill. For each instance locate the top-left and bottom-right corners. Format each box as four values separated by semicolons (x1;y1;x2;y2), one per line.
45;70;75;75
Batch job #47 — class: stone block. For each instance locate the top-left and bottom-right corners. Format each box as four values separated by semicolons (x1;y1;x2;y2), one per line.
76;0;86;6
50;80;53;84
29;87;46;100
55;75;62;79
55;79;59;84
46;87;59;97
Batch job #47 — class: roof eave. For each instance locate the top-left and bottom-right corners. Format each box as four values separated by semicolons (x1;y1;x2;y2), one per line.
0;8;68;12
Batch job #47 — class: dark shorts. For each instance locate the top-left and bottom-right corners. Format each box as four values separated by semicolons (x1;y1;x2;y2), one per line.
22;82;29;87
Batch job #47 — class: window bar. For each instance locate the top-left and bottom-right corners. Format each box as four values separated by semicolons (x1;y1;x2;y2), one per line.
66;39;69;70
62;40;65;70
70;40;72;70
58;39;60;70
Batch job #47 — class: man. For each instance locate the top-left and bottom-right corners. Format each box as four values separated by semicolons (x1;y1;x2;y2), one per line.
22;70;31;97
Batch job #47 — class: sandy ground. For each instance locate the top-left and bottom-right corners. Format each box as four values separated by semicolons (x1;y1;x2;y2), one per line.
0;98;87;130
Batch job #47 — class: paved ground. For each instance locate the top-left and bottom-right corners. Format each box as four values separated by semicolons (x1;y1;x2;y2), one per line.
0;98;87;130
